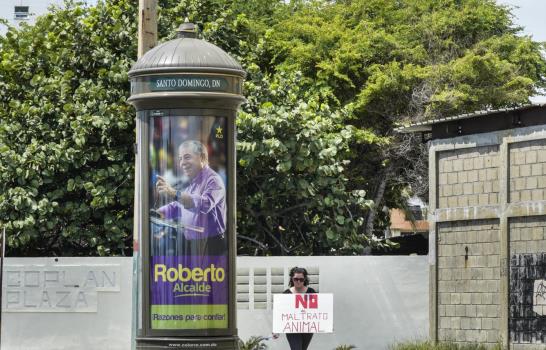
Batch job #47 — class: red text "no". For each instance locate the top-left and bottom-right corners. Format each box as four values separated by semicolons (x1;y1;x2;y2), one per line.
295;294;318;309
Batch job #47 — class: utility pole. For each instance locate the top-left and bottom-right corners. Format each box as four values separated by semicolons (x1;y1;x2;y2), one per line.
135;0;157;251
132;4;157;349
138;0;158;58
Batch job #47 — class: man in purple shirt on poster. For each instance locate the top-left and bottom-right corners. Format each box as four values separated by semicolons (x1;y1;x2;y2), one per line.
155;140;227;256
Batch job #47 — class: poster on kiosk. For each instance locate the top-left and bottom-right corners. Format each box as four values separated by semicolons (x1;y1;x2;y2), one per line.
149;114;228;330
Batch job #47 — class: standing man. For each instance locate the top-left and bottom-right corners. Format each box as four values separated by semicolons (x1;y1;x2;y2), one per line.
156;140;227;256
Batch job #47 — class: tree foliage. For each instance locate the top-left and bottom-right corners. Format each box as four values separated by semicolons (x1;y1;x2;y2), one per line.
0;0;544;256
0;1;137;255
237;71;372;255
262;0;546;235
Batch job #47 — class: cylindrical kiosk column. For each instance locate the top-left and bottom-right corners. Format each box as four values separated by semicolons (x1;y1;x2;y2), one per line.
128;22;245;350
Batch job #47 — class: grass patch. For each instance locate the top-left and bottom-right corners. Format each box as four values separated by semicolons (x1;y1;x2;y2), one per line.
390;341;502;350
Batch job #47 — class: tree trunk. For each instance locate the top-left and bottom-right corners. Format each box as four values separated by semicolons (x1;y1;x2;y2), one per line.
365;165;392;237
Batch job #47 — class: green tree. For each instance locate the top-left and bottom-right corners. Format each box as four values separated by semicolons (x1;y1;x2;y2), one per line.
237;71;373;255
0;1;137;255
0;0;373;256
1;0;545;256
263;0;546;235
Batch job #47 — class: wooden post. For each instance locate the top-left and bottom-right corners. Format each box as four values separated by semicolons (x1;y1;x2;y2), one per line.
135;1;157;256
138;0;158;58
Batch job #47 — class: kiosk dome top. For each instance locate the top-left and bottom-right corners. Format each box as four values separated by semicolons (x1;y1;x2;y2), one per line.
129;23;245;78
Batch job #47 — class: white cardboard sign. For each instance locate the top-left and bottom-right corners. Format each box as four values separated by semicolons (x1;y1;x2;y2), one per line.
272;293;333;333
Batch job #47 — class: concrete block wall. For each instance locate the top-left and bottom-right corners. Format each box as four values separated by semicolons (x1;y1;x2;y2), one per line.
437;220;500;345
509;216;546;254
509;140;546;203
429;123;546;349
438;146;500;208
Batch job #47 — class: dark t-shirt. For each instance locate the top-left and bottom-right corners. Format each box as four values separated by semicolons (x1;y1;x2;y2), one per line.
283;287;317;294
282;286;317;347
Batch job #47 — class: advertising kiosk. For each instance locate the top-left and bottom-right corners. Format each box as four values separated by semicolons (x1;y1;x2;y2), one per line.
128;22;245;350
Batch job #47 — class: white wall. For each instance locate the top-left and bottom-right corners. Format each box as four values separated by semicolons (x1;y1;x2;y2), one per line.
1;256;428;350
236;256;429;350
1;257;132;350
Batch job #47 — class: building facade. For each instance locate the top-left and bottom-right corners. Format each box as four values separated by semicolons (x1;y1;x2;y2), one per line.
0;0;95;36
402;104;546;349
388;196;429;237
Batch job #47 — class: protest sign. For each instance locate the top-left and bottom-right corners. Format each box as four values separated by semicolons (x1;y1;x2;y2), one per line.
272;293;333;333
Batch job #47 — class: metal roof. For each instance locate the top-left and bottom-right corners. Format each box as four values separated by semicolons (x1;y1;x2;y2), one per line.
396;103;546;133
128;24;245;78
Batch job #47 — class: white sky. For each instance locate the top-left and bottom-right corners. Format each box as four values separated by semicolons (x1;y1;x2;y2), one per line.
497;0;546;102
498;0;546;42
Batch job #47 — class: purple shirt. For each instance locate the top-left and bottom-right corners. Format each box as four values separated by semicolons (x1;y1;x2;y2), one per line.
158;166;226;240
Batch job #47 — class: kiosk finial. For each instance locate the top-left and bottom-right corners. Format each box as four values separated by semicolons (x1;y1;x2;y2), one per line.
177;21;197;39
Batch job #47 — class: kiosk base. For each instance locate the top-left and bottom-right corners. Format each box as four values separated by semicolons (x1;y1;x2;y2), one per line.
136;336;240;350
